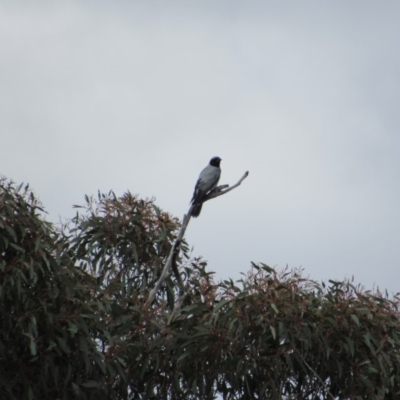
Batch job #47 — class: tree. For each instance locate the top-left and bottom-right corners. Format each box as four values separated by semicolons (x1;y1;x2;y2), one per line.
0;179;107;399
1;177;400;399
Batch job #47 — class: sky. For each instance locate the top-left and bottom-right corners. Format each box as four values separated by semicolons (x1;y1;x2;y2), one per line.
1;1;400;294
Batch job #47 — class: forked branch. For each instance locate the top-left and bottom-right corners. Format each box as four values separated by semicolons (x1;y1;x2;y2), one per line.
145;171;249;307
201;170;249;203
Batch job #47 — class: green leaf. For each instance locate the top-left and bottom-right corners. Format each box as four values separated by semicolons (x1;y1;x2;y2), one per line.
351;314;360;326
178;350;193;363
345;337;355;358
67;321;78;337
81;380;98;388
213;299;231;313
270;326;276;340
29;339;37;356
5;225;17;242
57;337;70;354
10;243;25;253
363;333;375;355
271;303;279;314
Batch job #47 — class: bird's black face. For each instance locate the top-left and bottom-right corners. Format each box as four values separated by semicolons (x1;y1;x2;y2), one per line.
209;157;222;167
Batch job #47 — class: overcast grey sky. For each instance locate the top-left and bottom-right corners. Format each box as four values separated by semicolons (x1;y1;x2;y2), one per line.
1;1;400;293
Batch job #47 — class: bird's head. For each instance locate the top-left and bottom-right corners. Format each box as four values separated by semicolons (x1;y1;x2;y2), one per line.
209;156;222;167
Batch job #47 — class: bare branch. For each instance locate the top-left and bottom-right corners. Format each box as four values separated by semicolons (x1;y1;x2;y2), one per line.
202;171;249;203
170;286;192;322
145;219;190;307
145;170;249;307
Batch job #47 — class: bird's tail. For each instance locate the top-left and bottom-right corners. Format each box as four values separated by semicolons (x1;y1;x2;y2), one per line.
191;203;202;218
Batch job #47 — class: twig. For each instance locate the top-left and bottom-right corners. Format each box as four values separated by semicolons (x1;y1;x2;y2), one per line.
145;171;249;307
295;349;335;400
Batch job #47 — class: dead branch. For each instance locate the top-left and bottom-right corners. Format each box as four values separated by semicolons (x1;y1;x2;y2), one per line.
145;170;249;307
202;171;249;203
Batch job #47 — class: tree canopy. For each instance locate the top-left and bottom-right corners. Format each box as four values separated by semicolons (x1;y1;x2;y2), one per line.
1;177;399;399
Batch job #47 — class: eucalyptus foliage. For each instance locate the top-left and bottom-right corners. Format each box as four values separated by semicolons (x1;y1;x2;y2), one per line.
1;178;399;399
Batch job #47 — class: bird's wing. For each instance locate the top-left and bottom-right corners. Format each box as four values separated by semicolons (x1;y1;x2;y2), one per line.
191;165;221;203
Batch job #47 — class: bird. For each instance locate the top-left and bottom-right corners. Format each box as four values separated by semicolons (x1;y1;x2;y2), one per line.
190;156;222;217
